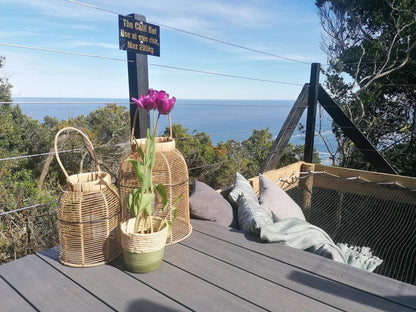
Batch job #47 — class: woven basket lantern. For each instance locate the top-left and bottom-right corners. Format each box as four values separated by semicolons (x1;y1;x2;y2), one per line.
119;136;192;244
55;127;122;267
118;109;192;244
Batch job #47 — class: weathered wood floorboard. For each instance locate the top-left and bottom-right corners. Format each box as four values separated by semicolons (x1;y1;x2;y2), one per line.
0;254;114;312
38;248;192;312
0;219;415;312
166;240;340;312
190;219;416;311
111;252;265;312
0;276;36;312
181;225;413;312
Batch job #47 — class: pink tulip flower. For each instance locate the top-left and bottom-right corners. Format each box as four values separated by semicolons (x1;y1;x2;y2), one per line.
131;90;156;111
132;89;175;115
156;92;175;115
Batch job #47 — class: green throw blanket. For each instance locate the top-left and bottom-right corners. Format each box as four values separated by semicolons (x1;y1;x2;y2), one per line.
260;218;383;272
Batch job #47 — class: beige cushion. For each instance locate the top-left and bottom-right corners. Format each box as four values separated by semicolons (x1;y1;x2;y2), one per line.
259;174;305;222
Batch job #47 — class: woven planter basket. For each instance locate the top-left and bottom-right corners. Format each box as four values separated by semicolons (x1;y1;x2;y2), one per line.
55;127;122;267
120;217;168;273
120;217;168;253
118;108;192;244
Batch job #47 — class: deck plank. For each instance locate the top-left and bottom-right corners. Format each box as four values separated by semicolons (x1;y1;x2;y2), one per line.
184;224;414;312
38;247;191;312
110;251;266;312
0;276;36;312
165;241;340;311
0;254;114;312
190;220;416;310
1;219;414;312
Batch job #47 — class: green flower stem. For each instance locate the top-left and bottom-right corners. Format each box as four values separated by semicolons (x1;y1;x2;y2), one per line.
127;111;176;236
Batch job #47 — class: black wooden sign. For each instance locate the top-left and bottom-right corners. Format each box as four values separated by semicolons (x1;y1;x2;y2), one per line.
119;15;160;56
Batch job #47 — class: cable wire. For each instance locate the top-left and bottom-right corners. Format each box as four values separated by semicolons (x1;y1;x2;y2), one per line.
0;42;303;86
152;22;311;66
3;128;413;163
65;0;311;66
1;101;129;105
66;0;119;15
149;64;303;86
0;42;131;62
1;100;302;108
0;202;56;216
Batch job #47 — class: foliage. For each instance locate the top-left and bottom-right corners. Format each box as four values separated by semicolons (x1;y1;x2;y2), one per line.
0;58;59;262
0;82;131;262
85;103;130;177
278;143;320;168
316;0;416;174
169;125;320;189
167;123;218;184
384;142;416;177
0;56;12;103
42;104;130;187
241;128;273;179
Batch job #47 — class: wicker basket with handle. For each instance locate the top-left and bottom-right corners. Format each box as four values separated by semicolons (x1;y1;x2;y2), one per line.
55;127;122;267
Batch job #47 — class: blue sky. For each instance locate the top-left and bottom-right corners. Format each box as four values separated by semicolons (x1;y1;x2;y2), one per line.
0;0;326;100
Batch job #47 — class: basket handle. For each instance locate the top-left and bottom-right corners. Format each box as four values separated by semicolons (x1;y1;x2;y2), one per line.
54;127;101;179
130;106;139;145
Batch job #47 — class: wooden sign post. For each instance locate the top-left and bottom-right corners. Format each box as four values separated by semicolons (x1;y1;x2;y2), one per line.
119;14;160;138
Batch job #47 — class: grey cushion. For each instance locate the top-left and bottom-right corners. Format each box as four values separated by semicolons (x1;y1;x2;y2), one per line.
238;194;273;236
259;174;305;222
228;172;258;207
190;181;236;228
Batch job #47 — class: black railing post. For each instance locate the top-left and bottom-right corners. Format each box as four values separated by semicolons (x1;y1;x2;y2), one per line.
127;13;150;139
304;63;320;163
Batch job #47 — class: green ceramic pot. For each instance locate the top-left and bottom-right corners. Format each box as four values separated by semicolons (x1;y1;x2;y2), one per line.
120;217;168;273
123;247;165;273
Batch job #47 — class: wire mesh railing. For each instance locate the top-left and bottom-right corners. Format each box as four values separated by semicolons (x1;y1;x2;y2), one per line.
285;171;416;285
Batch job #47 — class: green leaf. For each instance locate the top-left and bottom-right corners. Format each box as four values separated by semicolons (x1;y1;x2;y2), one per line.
143;204;153;217
127;193;134;215
150;140;156;169
127;189;140;216
133;137;145;160
126;159;145;184
173;194;182;205
154;183;168;207
165;220;173;238
139;192;155;217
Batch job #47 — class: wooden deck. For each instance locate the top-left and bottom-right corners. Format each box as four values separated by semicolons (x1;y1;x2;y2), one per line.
1;219;415;312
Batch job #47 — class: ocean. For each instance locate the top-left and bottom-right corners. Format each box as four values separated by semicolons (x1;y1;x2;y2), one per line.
13;97;337;164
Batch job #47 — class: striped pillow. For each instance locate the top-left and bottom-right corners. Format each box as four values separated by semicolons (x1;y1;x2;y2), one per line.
228;172;273;235
228;172;258;207
238;194;273;235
